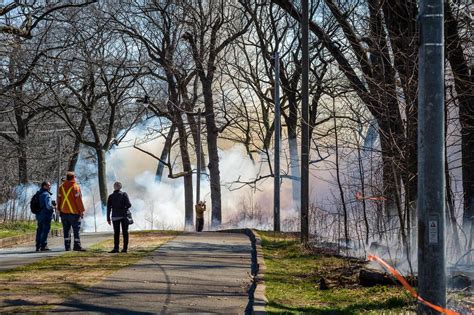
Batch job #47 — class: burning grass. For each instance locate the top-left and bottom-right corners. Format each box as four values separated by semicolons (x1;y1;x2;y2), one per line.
258;231;416;314
0;231;179;313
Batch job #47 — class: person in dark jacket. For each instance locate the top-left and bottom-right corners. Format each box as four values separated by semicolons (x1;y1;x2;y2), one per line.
107;181;132;253
35;181;55;251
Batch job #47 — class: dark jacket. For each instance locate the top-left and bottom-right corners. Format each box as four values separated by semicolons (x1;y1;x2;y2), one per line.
107;190;131;220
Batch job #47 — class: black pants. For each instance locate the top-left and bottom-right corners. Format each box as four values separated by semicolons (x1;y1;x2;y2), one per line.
196;218;204;232
113;219;129;251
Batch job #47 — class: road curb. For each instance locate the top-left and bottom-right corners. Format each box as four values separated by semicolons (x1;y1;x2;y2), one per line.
192;229;268;313
219;229;267;314
0;228;63;248
244;229;267;315
249;229;267;314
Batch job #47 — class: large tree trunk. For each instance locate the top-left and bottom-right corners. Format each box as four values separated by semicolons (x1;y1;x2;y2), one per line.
445;2;474;235
68;139;81;172
187;113;206;172
14;93;28;184
17;143;28;184
96;148;108;213
284;83;300;207
175;115;194;228
381;0;419;241
288;126;300;206
202;79;222;227
68;114;87;172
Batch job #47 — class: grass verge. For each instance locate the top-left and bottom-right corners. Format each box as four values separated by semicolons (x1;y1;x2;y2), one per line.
0;220;62;239
259;231;416;314
0;231;178;313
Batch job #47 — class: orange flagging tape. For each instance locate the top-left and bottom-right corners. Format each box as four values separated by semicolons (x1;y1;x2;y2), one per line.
355;192;386;201
367;254;460;315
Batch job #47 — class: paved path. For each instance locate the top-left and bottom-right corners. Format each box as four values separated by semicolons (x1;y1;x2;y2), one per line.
0;232;112;271
53;232;252;314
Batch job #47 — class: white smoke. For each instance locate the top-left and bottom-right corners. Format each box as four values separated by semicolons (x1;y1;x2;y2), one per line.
74;117;310;232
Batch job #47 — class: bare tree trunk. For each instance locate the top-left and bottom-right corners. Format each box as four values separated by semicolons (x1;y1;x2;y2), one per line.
187;114;206;172
68;114;87;172
14;97;28;184
17;142;28;184
96;148;108;213
333;106;349;244
202;79;222;227
286;92;300;206
445;2;474;235
156;124;175;182
357;137;370;245
175;115;194;228
288;134;300;205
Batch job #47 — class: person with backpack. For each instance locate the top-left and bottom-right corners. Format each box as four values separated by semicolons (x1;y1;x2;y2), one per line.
57;172;86;251
33;181;55;251
107;181;132;253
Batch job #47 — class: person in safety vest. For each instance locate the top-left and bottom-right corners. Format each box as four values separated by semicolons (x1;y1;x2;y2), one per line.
195;201;206;232
57;171;86;251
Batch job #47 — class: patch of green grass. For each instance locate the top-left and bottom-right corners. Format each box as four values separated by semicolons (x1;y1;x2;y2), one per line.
0;220;62;239
258;231;416;314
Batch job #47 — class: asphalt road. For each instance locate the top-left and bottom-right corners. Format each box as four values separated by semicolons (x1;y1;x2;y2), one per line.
52;232;252;314
0;232;113;271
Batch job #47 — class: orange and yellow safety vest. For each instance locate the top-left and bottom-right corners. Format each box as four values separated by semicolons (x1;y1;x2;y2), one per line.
57;180;85;215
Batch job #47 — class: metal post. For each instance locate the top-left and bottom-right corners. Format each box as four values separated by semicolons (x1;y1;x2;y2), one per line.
300;0;309;244
274;51;281;232
418;0;446;312
196;109;201;204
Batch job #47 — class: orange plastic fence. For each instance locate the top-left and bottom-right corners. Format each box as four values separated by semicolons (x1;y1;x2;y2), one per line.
367;254;460;315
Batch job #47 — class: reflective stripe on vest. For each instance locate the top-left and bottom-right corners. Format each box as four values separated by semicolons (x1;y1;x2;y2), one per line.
61;185;75;213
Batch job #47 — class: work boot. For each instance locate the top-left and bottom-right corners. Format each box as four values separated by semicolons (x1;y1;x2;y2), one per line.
40;246;50;251
73;241;85;251
109;249;119;253
65;240;71;251
120;248;127;253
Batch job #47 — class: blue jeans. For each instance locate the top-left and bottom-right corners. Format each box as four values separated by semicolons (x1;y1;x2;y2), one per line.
61;213;82;250
36;213;52;249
